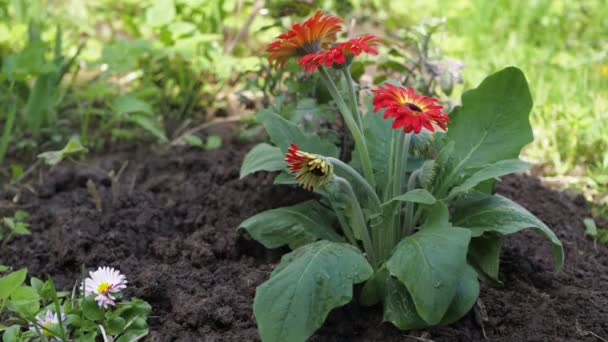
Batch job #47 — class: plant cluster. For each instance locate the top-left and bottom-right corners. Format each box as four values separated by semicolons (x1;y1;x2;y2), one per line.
239;11;564;342
0;267;151;341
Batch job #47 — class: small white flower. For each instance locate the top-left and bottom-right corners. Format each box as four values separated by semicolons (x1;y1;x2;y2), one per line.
30;310;66;338
83;266;128;309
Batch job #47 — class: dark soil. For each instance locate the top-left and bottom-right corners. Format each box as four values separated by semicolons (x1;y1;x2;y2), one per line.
1;143;607;342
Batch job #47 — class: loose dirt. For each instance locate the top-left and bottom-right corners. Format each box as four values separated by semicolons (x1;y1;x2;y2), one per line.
1;143;606;341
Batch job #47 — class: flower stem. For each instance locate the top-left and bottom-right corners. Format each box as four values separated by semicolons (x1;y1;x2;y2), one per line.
328;157;381;213
334;176;377;269
341;68;363;130
318;66;376;188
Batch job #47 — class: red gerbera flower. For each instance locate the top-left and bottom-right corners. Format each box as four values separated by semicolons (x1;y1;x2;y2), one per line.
267;11;342;67
299;35;380;73
285;144;333;190
372;84;449;134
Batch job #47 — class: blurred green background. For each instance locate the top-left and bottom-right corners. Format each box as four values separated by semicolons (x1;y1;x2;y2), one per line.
0;0;606;206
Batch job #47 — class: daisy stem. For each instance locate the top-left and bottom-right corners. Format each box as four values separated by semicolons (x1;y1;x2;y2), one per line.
341;68;363;131
318;66;375;188
334;176;377;269
48;278;68;342
331;202;358;247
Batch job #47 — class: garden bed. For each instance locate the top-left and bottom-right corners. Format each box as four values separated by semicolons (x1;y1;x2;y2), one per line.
1;141;607;341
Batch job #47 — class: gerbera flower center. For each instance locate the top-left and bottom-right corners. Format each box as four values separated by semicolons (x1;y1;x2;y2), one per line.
97;282;111;294
406;102;423;112
296;40;322;56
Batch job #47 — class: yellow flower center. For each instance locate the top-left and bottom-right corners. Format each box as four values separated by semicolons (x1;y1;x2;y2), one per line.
97;282;111;294
42;322;53;337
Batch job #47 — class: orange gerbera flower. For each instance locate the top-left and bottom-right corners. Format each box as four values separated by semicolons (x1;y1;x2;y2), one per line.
267;11;342;67
372;84;449;134
285;144;333;190
299;35;380;72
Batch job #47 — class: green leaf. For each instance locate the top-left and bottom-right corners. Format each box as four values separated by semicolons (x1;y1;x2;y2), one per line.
113;95;153;115
583;218;598;238
453;193;564;271
254;241;373;342
448;159;531;198
0;269;27;300
205;135;222;150
257;109;338;157
82;295;104;321
145;0;176;26
8;286;40;316
386;189;437;205
386;204;471;324
37;138;88;166
382;276;428;330
240;143;286;179
2;325;20;342
183;135;204;148
0;266;9;273
446;67;533;171
131;115;168;143
239;201;343;249
11;223;30;235
468;234;502;284
440;264;480;325
116;328;148;342
359;104;392;193
105;316;126;335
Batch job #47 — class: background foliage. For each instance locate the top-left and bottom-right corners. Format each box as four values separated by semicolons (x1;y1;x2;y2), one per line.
0;0;606;207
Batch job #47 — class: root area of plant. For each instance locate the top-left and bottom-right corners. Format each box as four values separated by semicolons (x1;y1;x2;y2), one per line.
2;143;607;341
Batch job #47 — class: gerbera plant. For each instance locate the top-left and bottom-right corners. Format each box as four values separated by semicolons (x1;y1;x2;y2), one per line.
240;10;564;342
0;267;151;341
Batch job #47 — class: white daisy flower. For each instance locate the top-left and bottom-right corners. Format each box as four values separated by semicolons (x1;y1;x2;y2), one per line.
83;266;128;309
29;310;66;338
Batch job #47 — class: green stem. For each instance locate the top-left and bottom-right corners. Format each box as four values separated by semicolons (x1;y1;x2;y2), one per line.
383;130;397;201
318;67;375;188
331;203;358;246
403;170;420;237
341;68;363;131
327;157;381;213
0;82;16;163
334;176;377;269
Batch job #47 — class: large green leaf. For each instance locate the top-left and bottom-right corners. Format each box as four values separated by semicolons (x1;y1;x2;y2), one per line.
446;67;533;171
254;241;373;342
453;193;563;271
240;143;286;179
257;109;338;157
0;269;27;300
385;189;437;206
8;286;40;316
357;106;392;192
439;264;479;325
447;159;531;198
382;276;428;330
239;201;343;249
383;264;478;329
386;204;471;324
468;233;502;284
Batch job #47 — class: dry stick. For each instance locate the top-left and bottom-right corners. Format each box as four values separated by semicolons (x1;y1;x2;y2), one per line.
86;179;102;212
224;0;265;54
576;320;608;342
110;161;129;206
170;116;242;146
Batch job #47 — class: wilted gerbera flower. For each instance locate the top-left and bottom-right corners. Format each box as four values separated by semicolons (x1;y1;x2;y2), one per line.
285;144;333;190
83;266;128;309
372;84;449;134
267;11;342;67
299;35;380;72
30;310;66;337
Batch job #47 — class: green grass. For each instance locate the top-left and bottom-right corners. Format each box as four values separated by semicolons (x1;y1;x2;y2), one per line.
368;0;608;202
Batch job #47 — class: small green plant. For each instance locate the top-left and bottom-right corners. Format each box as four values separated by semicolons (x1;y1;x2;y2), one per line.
0;267;151;341
0;210;30;248
239;11;563;342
